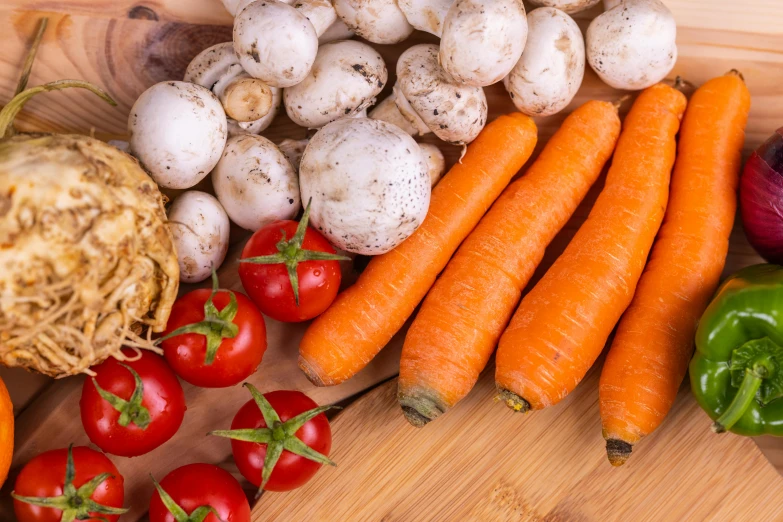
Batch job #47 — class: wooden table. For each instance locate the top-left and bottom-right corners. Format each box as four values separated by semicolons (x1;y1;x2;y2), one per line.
2;0;783;519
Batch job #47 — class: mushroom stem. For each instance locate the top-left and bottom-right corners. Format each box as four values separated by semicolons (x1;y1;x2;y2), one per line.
418;143;446;187
215;73;274;123
295;0;338;37
369;93;420;135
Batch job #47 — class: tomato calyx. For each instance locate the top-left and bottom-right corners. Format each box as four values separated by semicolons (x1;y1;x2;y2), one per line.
157;270;239;365
11;445;128;522
151;475;226;522
91;363;151;429
210;383;339;495
240;199;349;306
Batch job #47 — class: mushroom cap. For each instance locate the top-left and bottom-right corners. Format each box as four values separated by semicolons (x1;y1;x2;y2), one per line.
586;0;677;90
396;44;488;145
528;0;601;14
284;40;388;129
503;7;585;117
234;1;318;88
397;0;454;37
128;81;227;189
299;118;430;255
440;0;528;87
332;0;413;44
212;134;300;231
184;42;237;87
168;191;231;283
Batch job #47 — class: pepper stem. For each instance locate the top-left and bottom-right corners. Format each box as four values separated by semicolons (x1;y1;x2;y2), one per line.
713;361;770;433
240;199;349;306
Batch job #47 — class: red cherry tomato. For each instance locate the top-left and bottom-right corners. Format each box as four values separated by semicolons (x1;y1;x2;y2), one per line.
160;276;267;388
12;446;125;522
80;348;186;457
239;204;346;323
225;388;333;492
149;463;250;522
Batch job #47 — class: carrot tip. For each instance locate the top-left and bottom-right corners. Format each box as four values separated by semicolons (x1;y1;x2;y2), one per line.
726;69;745;82
496;388;530;414
298;355;334;387
606;439;632;466
398;392;445;428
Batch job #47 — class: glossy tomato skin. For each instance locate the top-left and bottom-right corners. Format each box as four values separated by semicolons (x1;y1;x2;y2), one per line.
80;349;186;457
161;290;267;388
239;220;342;323
149;463;250;522
13;447;125;522
230;390;332;491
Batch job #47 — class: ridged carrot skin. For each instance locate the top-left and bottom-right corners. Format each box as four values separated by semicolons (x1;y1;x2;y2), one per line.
495;83;687;412
398;101;621;427
600;72;751;466
299;113;538;386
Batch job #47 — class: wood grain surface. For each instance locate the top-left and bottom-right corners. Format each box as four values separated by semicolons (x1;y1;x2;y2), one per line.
1;0;782;519
253;366;783;522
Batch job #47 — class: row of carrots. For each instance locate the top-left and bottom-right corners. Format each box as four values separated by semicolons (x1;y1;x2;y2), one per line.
298;71;751;465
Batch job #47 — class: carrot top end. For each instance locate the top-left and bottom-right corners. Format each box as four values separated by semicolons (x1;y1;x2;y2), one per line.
606;439;632;466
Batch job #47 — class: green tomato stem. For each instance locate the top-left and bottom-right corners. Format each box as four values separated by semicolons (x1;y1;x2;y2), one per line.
11;445;128;519
209;383;338;497
155;269;238;365
240;199;349;306
91;363;151;429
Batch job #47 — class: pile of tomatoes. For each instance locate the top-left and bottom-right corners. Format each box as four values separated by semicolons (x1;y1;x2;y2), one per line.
10;213;345;522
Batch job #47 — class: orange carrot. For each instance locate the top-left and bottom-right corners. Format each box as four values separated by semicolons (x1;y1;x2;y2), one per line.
600;72;751;465
397;101;621;427
299;113;538;386
495;83;687;412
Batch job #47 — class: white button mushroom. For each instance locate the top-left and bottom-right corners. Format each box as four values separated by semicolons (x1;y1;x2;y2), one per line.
227;87;283;137
439;0;528;87
586;0;677;90
418;143;446;187
504;7;585;117
369;93;419;135
284;40;387;129
184;42;274;123
128;81;227;189
381;44;487;145
527;0;601;14
278;138;310;171
398;0;454;36
233;1;319;88
332;0;413;44
212;134;301;231
299;118;430;255
318;18;355;44
168;191;231;283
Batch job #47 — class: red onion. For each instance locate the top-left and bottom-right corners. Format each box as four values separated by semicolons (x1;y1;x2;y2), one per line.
740;128;783;263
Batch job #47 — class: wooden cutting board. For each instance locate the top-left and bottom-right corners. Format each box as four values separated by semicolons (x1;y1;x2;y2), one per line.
253;366;783;522
1;0;783;520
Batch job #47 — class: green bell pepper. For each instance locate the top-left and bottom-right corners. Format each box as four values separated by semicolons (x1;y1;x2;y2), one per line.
690;264;783;436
